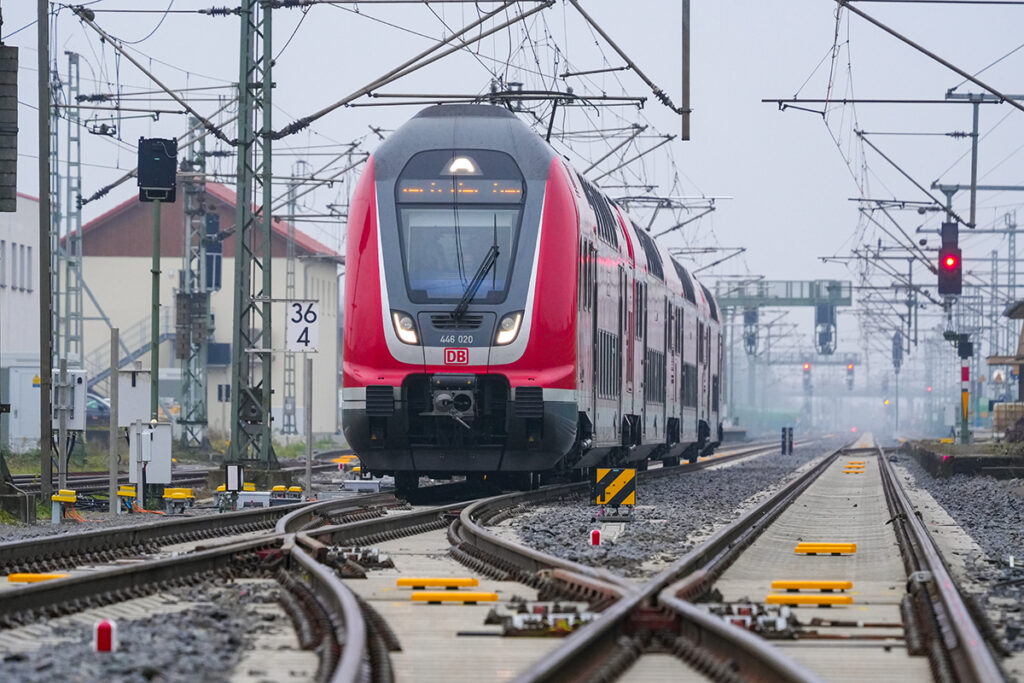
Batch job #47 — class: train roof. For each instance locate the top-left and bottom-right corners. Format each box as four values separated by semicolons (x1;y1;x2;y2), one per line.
372;104;555;182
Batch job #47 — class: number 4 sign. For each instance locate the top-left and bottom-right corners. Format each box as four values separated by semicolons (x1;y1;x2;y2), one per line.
286;301;320;352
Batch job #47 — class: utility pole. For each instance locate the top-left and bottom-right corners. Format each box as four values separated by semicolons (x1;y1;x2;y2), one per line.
229;0;276;467
37;0;53;503
151;199;161;420
63;52;83;364
178;116;211;448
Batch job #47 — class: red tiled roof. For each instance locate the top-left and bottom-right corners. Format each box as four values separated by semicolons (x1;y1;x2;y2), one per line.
77;182;342;260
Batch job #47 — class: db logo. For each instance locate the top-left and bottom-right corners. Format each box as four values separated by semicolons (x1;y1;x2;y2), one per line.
444;348;469;365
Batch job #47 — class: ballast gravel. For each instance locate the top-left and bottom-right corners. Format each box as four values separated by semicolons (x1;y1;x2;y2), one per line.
0;581;282;683
510;439;842;579
0;506;223;543
895;451;1024;655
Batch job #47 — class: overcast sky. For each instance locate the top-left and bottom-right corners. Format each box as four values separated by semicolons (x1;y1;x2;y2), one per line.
6;1;1024;369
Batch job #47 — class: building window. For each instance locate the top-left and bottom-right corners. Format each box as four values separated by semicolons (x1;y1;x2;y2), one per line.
0;240;5;287
11;242;18;291
26;246;32;292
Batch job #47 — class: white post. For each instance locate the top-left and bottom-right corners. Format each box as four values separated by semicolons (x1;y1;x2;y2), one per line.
57;359;68;491
304;356;313;501
109;328;119;516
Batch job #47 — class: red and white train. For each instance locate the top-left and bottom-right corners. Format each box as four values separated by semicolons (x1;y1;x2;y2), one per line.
342;105;722;490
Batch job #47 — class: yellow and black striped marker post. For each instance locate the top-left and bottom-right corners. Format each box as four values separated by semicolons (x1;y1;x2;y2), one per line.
592;468;637;506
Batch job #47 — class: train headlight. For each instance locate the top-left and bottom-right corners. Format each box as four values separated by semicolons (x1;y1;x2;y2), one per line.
391;311;419;345
495;312;523;346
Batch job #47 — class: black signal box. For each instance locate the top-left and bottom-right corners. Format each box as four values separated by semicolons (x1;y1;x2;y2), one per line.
137;137;177;202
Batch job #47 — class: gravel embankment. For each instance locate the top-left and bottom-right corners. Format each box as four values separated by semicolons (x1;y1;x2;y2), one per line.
0;581;282;682
895;452;1024;654
510;439;841;578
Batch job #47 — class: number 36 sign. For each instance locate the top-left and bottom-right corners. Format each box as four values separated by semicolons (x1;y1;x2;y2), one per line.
286;301;319;352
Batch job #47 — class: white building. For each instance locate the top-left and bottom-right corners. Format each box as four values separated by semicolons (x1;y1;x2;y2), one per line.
0;193;41;452
77;183;342;440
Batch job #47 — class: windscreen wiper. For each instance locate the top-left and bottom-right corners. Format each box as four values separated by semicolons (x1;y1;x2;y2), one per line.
451;244;500;321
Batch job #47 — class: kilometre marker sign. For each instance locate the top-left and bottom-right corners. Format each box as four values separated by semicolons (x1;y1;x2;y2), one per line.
286;301;320;352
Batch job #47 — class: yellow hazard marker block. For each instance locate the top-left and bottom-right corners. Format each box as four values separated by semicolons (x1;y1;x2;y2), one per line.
766;594;853;607
771;580;853;592
842;470;864;475
162;488;194;500
592;468;637;506
795;543;857;555
333;455;358;464
397;577;479;590
117;485;136;498
411;592;498;604
7;573;69;583
847;460;866;465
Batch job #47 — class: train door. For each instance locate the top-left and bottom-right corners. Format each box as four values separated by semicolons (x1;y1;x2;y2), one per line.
589;243;599;439
662;297;670;440
577;239;595;429
618;266;628;447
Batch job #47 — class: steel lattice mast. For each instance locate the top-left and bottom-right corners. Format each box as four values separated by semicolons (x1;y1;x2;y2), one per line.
228;0;276;467
63;51;83;365
178;116;211;448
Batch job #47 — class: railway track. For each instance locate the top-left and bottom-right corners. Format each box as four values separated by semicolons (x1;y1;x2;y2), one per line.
8;451;348;496
516;434;1004;682
0;438;843;683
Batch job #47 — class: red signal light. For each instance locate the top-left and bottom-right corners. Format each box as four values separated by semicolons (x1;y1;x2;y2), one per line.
847;364;854;370
802;363;810;371
927;386;933;392
943;254;958;269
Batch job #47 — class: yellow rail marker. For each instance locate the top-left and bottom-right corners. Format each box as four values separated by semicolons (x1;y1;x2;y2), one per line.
771;580;853;592
411;591;498;604
162;488;194;499
332;455;358;464
51;489;77;503
766;594;853;607
846;460;866;465
397;577;479;590
7;573;69;583
795;543;857;555
117;485;136;498
842;470;864;475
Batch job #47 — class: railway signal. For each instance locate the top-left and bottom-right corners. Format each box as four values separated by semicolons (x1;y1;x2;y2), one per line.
938;247;962;295
846;363;854;391
802;363;811;391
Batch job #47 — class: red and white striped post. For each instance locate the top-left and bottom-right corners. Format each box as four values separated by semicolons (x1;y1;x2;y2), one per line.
93;619;117;652
960;360;970;444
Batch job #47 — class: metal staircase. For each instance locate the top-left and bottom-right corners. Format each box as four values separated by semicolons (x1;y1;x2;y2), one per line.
84;307;174;394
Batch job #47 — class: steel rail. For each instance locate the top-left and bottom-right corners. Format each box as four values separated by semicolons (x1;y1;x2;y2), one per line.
0;531;372;683
876;444;1004;683
290;541;371;683
0;492;397;574
516;443;846;683
0;535;279;625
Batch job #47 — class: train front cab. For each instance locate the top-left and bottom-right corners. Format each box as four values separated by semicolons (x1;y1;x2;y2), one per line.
342;109;581;480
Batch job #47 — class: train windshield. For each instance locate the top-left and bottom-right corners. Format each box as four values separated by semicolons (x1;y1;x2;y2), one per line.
396;149;525;303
